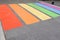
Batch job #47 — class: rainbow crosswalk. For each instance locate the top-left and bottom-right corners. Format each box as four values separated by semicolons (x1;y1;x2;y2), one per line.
0;1;60;31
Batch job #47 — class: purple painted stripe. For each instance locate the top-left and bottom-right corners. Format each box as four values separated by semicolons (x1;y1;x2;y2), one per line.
39;1;60;11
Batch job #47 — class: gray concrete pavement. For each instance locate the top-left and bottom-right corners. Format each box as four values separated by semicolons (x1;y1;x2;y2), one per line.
0;22;6;40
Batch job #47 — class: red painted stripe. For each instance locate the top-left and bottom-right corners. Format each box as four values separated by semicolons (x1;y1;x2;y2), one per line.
0;4;23;31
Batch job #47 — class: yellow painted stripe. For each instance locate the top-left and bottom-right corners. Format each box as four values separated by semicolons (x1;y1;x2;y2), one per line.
9;4;39;24
19;4;51;20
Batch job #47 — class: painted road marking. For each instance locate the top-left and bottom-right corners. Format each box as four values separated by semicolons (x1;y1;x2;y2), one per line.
0;4;23;31
35;3;60;15
40;1;60;11
9;4;39;24
27;3;59;18
39;1;60;14
19;4;51;20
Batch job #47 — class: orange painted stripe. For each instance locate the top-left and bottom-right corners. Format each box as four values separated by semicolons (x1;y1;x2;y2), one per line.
9;4;39;24
0;4;23;31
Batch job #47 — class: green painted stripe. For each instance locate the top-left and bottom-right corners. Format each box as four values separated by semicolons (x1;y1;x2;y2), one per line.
27;3;59;18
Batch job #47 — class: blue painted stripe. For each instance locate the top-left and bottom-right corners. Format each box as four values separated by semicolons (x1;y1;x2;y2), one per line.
35;3;60;14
